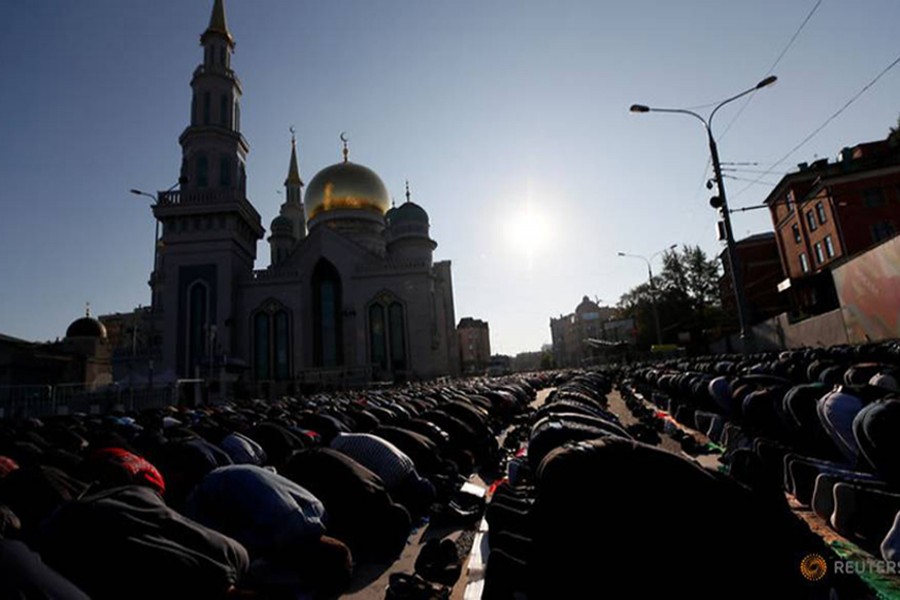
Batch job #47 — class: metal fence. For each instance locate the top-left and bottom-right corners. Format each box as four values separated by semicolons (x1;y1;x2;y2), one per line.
0;380;206;420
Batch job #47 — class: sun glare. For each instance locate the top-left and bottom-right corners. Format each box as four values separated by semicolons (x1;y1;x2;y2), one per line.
504;203;552;266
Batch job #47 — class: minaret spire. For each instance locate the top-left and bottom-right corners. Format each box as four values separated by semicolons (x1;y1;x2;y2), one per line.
405;180;411;203
203;0;234;47
340;132;349;163
285;126;303;187
278;128;307;241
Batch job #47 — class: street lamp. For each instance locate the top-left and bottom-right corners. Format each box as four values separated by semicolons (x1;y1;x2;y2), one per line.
130;188;161;312
630;75;777;352
618;244;676;346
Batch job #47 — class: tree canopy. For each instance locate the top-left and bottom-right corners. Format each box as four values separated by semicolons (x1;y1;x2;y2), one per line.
617;245;727;350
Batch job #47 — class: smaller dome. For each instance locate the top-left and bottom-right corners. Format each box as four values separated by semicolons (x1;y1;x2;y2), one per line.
391;202;429;225
575;296;600;315
66;317;107;339
270;215;293;233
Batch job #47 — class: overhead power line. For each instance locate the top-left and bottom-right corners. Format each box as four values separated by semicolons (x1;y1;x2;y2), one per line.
719;0;824;139
732;52;900;199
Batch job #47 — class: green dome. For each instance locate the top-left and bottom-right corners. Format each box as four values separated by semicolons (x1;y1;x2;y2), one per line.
271;215;293;233
392;201;429;225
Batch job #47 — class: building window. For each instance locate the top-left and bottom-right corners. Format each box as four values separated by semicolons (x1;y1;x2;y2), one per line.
814;242;824;264
806;210;818;232
864;188;886;208
799;252;810;273
234;101;241;132
191;94;197;125
253;312;270;380
786;190;795;213
203;92;211;125
220;94;228;126
368;304;387;370
791;223;801;243
197;154;209;188
389;302;407;372
312;259;343;367
219;156;231;187
186;281;209;376
824;234;835;258
274;310;290;380
816;202;827;224
872;221;896;243
252;308;291;381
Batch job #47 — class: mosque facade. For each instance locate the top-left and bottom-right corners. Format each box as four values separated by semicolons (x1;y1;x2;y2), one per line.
143;0;459;385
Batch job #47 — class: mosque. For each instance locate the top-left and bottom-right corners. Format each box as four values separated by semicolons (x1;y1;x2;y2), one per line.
124;0;459;386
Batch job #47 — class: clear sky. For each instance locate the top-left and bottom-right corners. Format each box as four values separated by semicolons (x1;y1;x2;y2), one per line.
1;1;898;355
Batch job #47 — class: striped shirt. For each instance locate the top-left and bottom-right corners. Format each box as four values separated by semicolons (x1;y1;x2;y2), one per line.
329;433;415;489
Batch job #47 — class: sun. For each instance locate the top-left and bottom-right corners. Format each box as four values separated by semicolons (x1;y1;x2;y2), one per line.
504;203;552;264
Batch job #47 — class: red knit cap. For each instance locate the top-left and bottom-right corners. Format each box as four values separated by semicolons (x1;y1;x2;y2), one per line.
0;456;19;479
89;447;166;495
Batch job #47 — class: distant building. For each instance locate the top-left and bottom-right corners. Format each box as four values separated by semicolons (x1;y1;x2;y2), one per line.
511;351;541;372
0;310;112;390
550;296;631;367
457;317;491;375
719;232;790;324
765;139;900;316
486;354;512;377
99;306;165;385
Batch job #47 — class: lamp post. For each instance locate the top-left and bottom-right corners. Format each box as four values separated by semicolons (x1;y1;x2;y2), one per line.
630;75;777;352
129;188;161;312
617;244;676;347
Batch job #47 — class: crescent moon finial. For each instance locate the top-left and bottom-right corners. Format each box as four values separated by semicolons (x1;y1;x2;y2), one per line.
340;131;349;162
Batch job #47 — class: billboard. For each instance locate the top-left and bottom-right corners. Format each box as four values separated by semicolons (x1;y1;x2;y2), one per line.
832;235;900;343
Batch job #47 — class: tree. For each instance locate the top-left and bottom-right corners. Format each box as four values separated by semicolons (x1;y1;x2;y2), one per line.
889;115;900;147
617;245;724;351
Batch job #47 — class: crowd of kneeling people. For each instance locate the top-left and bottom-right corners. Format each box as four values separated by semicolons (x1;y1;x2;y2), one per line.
5;342;898;600
0;375;549;599
615;341;900;598
479;368;841;599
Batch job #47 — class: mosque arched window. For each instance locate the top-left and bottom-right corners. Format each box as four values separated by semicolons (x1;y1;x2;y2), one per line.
274;310;290;380
219;94;228;127
219;156;231;187
253;311;270;380
203;92;211;125
368;303;387;370
389;302;407;372
312;259;343;367
186;281;209;376
197;154;209;188
252;305;292;381
366;293;407;374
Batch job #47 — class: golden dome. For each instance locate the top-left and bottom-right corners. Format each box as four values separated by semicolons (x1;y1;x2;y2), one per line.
304;161;391;220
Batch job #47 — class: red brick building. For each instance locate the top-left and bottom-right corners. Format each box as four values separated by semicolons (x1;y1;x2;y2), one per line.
457;317;491;375
719;232;789;323
764;140;900;315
